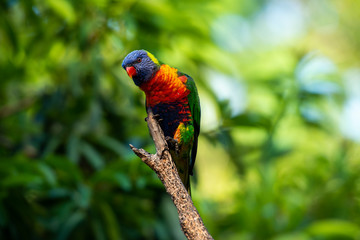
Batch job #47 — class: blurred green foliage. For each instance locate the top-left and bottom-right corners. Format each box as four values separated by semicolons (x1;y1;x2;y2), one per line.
1;0;360;239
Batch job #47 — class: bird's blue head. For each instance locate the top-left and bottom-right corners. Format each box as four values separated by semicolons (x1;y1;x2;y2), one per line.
122;50;161;86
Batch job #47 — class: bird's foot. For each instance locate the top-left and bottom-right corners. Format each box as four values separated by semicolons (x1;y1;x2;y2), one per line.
166;136;179;154
145;114;162;122
153;114;163;122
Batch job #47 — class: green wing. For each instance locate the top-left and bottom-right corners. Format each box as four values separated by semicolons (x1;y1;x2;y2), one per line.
180;72;201;176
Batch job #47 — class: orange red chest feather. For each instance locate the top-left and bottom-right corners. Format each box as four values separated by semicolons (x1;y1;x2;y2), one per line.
140;65;189;106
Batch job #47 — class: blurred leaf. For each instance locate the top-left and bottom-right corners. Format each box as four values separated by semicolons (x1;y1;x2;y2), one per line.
66;135;81;164
2;174;43;187
46;0;76;24
37;162;57;186
74;184;91;209
57;210;85;240
100;203;122;240
81;142;105;170
47;188;71;199
113;173;132;191
42;137;61;157
45;156;83;183
271;232;310;240
307;219;360;239
98;135;130;158
225;112;272;130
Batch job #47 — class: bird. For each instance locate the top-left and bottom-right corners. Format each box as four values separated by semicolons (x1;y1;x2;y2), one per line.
122;50;200;194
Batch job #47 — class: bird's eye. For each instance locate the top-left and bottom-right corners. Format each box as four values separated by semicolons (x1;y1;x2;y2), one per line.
137;58;142;63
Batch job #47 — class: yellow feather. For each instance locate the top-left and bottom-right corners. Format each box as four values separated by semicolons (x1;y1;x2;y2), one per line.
146;51;160;65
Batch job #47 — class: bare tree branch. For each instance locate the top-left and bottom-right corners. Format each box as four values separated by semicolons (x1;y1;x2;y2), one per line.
130;108;214;240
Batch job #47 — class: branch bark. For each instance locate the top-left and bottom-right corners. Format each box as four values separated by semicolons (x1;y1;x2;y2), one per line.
130;109;214;240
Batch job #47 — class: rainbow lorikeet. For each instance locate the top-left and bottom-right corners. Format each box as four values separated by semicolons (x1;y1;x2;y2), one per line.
122;50;201;193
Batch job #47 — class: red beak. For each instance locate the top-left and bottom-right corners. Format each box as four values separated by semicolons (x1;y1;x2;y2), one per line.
126;66;137;78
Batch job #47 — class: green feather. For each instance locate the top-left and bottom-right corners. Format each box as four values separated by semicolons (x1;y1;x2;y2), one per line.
181;72;201;176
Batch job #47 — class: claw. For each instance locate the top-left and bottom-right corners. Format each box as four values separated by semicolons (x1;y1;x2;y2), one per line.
153;114;163;122
166;136;179;154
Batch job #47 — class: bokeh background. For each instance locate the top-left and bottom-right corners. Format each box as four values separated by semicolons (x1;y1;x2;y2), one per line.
1;0;360;239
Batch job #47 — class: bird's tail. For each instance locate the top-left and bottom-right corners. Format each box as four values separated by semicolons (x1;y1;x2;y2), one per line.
171;151;191;196
182;169;191;196
186;177;191;196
